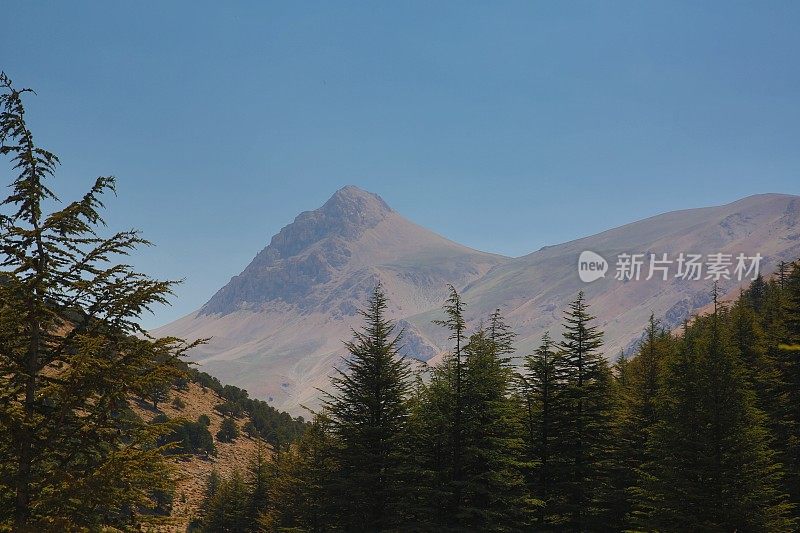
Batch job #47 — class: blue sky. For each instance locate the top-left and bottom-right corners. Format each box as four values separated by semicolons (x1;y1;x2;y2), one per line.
2;1;799;328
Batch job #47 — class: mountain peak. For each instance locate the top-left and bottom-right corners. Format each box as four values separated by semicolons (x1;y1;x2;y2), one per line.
199;186;395;315
323;185;392;214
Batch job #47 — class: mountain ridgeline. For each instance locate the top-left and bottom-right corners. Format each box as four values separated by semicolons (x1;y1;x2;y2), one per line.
155;187;800;413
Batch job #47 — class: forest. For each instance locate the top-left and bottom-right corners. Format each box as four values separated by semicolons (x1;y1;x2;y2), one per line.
197;274;800;532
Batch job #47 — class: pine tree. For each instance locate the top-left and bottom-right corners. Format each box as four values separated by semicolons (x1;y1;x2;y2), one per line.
405;358;453;528
519;332;569;527
747;273;768;312
488;307;516;361
753;275;797;511
615;314;671;527
322;284;412;531
730;292;784;430
246;447;272;526
613;350;630;389
0;74;199;529
430;284;469;524
557;291;616;530
410;305;530;531
201;469;250;532
217;417;240;442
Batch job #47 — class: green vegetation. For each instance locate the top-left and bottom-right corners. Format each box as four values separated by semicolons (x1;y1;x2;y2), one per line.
3;74;800;531
322;285;412;531
0;74;200;529
217;417;241;443
192;369;308;447
201;273;800;531
154;414;216;456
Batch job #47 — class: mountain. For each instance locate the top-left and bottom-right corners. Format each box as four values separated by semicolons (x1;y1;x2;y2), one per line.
408;193;800;361
155;190;800;413
154;186;507;411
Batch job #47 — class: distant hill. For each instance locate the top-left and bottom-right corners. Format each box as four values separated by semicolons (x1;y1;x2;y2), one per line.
155;188;800;413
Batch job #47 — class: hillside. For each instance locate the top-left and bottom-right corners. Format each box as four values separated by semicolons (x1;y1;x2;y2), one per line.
412;192;800;359
130;376;297;532
132;383;259;531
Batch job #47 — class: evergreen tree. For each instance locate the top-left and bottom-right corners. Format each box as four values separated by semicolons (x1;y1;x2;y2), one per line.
217;417;240;443
246;447;272;526
411;305;530;531
259;415;339;532
405;352;457;529
730;292;784;433
201;469;249;532
322;285;412;531
488;307;516;360
430;284;469;525
639;287;794;530
557;291;616;530
0;73;198;529
613;350;630;389
746;273;768;312
615;314;670;528
519;332;568;527
459;326;529;530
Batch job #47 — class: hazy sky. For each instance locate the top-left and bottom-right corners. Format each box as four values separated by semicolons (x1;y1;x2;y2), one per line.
2;1;799;328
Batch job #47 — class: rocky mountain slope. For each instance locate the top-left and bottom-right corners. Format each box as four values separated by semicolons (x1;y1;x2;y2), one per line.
155;189;800;413
154;186;507;411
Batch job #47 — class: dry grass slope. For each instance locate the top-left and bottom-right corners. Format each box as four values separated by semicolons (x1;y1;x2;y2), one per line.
132;382;271;532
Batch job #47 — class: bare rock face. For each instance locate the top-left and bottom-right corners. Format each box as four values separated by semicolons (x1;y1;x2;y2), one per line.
155;190;800;414
201;186;393;314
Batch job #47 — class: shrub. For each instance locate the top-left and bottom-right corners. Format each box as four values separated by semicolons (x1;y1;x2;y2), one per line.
216;418;240;443
171;396;186;410
157;418;216;456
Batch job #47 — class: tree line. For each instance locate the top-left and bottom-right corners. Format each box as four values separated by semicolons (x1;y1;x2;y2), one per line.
198;268;800;532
